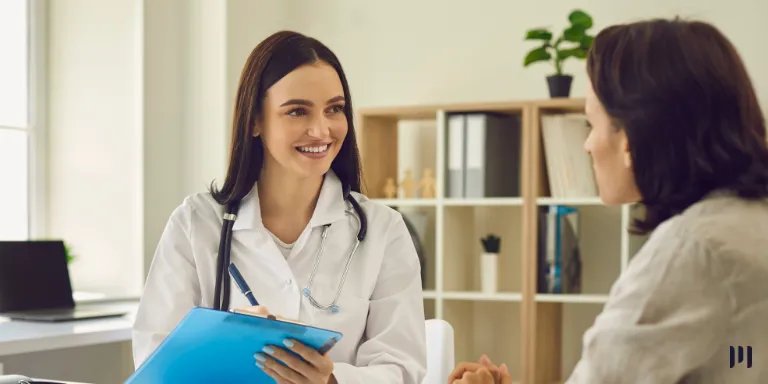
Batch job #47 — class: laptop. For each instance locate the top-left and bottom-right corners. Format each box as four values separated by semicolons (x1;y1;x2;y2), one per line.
0;240;128;322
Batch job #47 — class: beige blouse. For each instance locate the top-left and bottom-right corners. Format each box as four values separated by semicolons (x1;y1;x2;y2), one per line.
566;191;768;383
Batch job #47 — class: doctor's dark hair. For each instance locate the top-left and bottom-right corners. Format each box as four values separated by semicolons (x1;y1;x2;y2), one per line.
587;18;768;234
209;31;362;205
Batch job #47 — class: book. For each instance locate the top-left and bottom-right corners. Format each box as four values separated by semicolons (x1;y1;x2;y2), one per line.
445;112;522;198
540;114;598;198
537;205;582;294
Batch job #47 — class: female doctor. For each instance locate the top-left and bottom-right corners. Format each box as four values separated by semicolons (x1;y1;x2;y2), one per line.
132;31;427;384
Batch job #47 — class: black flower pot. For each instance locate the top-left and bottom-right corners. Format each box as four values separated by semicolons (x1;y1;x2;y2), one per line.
546;74;573;98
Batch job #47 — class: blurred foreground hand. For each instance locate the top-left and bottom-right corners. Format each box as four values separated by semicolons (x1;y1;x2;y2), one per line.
448;354;512;384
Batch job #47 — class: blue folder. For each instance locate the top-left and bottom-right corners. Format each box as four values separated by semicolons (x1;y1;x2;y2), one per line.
126;307;343;383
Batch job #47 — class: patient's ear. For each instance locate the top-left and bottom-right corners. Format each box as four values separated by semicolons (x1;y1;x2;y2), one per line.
620;133;632;168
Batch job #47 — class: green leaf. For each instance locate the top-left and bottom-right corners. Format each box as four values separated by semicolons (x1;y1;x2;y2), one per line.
64;243;76;264
557;47;588;61
580;35;594;48
563;25;587;42
568;10;593;29
525;28;552;41
524;46;552;66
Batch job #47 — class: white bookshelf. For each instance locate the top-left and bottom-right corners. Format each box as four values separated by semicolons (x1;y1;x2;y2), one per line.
356;99;650;384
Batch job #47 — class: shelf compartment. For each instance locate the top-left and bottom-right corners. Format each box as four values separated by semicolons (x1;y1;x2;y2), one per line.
443;205;523;293
534;205;621;296
442;110;524;200
395;206;437;291
358;114;438;199
443;300;522;376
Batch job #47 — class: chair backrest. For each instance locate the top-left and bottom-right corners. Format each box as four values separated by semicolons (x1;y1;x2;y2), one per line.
423;319;455;384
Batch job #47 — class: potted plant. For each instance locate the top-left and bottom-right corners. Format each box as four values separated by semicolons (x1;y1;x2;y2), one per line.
64;242;76;264
523;10;595;98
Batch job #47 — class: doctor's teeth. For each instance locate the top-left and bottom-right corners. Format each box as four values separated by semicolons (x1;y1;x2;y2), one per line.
298;144;328;153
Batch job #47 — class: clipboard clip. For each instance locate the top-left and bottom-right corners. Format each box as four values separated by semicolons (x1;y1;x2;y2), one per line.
318;336;339;355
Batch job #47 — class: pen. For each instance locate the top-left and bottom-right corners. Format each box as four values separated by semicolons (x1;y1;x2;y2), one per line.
228;263;259;306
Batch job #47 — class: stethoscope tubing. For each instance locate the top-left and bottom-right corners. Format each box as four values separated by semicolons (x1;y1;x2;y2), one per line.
213;190;366;313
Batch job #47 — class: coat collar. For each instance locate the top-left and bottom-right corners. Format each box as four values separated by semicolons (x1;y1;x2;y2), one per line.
231;170;348;231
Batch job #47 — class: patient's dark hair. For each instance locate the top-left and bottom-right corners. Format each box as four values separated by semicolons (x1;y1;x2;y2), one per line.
587;17;768;234
209;31;362;206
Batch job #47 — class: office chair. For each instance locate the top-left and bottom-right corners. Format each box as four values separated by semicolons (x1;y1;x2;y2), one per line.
423;319;455;384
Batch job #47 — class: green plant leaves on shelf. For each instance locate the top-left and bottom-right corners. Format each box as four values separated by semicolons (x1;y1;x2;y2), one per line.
580;35;594;48
525;28;553;41
524;45;552;66
557;47;588;60
568;10;593;29
562;25;587;43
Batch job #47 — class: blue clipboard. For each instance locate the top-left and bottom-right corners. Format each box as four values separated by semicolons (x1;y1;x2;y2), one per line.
126;307;343;383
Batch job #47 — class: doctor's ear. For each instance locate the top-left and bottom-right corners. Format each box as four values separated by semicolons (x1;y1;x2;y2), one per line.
253;124;261;137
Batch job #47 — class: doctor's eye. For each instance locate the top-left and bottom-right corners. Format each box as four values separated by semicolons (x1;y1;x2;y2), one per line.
287;108;308;117
326;104;345;115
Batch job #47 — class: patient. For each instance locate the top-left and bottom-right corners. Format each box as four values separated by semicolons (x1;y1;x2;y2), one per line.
449;17;768;384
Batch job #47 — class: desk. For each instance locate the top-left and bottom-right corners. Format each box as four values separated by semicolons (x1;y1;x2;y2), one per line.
0;300;138;383
0;301;138;357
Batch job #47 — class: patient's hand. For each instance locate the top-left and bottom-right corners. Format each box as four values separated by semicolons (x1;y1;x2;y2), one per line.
448;355;512;384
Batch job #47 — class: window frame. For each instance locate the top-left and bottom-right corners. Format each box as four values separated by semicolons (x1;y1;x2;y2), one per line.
0;0;47;239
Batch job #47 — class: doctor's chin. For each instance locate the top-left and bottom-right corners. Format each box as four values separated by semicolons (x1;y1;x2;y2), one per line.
1;2;767;384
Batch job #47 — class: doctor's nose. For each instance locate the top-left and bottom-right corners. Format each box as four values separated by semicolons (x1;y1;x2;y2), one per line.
306;117;331;139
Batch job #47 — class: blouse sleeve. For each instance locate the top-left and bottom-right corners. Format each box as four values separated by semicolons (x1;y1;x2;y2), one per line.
566;225;732;384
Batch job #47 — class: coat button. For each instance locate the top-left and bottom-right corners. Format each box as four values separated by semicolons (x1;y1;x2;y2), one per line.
286;279;292;285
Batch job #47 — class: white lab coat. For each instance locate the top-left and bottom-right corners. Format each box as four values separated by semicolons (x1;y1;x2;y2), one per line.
132;171;427;383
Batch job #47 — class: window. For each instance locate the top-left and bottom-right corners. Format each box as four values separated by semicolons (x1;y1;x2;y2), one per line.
0;0;37;240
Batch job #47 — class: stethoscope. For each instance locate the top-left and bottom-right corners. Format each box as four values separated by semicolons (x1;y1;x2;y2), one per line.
212;184;368;314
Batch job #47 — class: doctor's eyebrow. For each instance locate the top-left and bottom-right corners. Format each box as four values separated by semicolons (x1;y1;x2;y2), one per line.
280;96;345;107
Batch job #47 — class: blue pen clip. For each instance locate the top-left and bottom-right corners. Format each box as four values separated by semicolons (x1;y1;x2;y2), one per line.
228;263;259;306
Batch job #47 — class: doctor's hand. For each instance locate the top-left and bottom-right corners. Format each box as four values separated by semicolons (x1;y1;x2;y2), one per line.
238;306;336;383
256;338;336;384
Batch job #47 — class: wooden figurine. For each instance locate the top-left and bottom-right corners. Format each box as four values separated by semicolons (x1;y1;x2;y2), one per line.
400;169;416;198
382;177;397;199
418;168;436;198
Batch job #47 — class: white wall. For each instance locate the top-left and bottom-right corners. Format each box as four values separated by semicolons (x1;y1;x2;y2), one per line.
225;0;287;146
181;0;228;198
284;0;768;109
47;0;144;297
141;0;184;276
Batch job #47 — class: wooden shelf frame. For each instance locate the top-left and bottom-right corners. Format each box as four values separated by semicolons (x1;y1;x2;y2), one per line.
355;98;649;384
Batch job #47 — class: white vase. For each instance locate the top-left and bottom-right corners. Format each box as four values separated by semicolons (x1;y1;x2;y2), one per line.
481;252;498;294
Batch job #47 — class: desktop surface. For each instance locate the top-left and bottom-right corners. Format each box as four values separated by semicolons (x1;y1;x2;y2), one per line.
0;301;138;357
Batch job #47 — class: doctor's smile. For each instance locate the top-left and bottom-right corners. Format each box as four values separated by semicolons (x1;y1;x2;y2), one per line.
131;30;427;383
